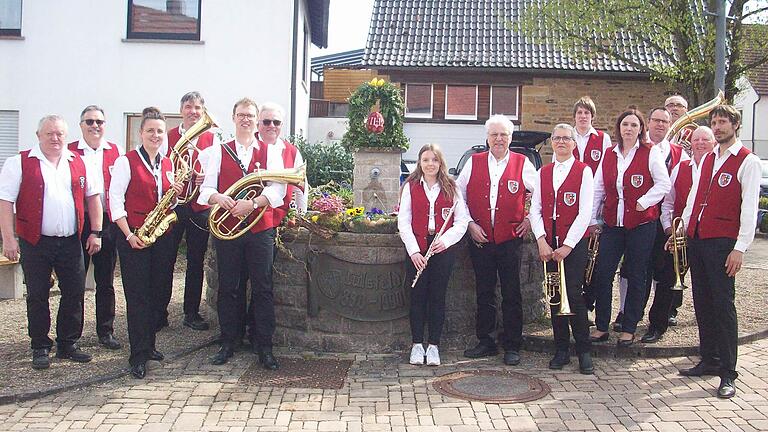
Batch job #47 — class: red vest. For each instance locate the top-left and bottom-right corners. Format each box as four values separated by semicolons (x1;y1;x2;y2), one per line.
540;161;589;244
672;160;694;219
166;126;215;212
666;142;684;173
266;138;300;228
574;130;605;174
67;141;121;219
601;144;659;229
216;140;274;234
466;151;526;244
409;181;455;253
16;150;87;245
686;146;751;240
124;150;173;229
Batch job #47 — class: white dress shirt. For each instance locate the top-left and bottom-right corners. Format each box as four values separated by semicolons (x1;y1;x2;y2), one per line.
652;138;690;170
660;158;702;231
681;140;761;252
75;138;125;209
591;140;671;226
109;149;175;222
397;179;471;257
530;157;594;248
198;138;299;208
456;150;538;226
0;144;100;236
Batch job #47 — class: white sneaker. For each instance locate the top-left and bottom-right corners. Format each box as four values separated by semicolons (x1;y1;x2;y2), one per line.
409;343;425;365
426;344;440;366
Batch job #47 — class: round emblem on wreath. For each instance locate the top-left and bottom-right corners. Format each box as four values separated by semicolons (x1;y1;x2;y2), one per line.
366;111;385;134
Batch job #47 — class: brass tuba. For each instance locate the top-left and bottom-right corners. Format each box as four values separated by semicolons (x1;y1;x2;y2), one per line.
209;164;306;240
170;110;219;205
665;90;725;155
670;217;689;291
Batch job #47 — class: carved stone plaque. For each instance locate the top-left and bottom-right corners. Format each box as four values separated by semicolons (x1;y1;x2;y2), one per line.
307;249;409;322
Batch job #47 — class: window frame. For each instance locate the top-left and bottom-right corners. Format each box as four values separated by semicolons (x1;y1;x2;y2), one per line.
126;0;202;41
404;83;433;119
490;85;520;121
444;84;479;121
0;0;22;37
125;112;183;152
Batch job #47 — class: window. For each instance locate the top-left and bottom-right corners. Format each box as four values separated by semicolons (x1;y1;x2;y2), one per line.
127;0;201;41
125;112;182;152
491;86;519;120
445;85;478;120
0;111;19;169
0;0;22;37
405;84;433;118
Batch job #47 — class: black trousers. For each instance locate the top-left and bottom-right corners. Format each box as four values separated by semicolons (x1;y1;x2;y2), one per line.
405;239;455;345
214;228;276;349
468;237;523;351
20;235;86;350
117;230;176;366
81;213;117;338
689;237;739;380
644;221;679;334
549;239;591;354
167;204;210;317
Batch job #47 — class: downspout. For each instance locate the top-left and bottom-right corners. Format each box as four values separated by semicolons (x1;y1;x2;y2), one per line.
290;0;300;137
752;94;762;152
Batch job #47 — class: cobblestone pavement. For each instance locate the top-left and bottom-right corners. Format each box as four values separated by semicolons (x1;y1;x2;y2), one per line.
1;338;767;432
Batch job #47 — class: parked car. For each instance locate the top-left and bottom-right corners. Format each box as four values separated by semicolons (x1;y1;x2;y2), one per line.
400;159;417;184
760;159;768;197
448;130;550;177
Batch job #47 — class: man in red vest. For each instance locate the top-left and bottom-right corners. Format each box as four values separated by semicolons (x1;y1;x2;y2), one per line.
457;114;537;366
0;115;104;369
68;105;125;350
161;91;216;332
679;105;761;399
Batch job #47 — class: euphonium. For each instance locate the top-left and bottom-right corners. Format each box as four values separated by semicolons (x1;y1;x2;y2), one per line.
543;245;574;316
134;155;192;246
584;228;600;285
209;164;306;240
665;90;725;156
170;110;219;205
670;216;689;291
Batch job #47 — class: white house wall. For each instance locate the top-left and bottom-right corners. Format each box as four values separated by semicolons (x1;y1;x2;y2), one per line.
0;0;311;150
734;77;768;158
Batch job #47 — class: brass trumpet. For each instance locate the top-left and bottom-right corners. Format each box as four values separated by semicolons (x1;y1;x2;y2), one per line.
542;237;573;316
209;164;306;240
670;217;689;291
584;228;600;285
170;110;219;205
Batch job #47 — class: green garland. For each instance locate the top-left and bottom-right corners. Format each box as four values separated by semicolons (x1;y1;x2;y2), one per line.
341;80;409;151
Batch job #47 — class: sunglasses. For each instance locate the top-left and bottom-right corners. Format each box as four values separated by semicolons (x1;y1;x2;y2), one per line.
82;119;105;126
261;119;282;126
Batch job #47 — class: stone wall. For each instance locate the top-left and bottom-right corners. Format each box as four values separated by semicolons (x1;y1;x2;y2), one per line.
205;231;547;353
352;148;403;213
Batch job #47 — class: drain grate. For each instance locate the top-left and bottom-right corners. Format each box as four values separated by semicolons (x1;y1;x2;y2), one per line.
239;357;352;389
433;369;550;403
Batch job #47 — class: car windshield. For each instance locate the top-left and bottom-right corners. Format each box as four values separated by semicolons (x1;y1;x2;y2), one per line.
455;148;539;175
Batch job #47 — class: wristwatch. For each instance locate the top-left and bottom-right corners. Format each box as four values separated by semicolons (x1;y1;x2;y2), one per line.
90;230;103;238
252;198;259;210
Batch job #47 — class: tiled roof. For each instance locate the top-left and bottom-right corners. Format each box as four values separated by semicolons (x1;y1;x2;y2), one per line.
131;4;198;34
744;26;768;95
363;0;670;73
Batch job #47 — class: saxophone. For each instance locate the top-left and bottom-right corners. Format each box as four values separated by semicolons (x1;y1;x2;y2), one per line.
134;153;192;246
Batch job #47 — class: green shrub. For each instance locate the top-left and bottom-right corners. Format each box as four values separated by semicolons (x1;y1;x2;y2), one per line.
291;135;353;187
761;212;768;233
759;196;768;210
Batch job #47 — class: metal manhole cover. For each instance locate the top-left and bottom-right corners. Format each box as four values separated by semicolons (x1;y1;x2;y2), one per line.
433;369;550;403
239;357;352;389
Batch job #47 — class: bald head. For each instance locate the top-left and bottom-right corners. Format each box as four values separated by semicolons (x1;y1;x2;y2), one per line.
690;126;715;163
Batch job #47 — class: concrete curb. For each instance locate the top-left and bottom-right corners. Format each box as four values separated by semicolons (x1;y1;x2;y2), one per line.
0;336;218;406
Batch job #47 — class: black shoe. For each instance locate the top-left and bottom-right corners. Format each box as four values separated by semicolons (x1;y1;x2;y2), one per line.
183;313;210;331
548;351;570;370
503;350;520;366
616;335;635;348
98;334;122;350
210;346;234;365
55;345;92;363
640;328;663;344
578;352;594;375
32;348;50;370
612;312;623;332
149;350;164;361
589;332;609;343
258;350;280;370
668;316;678;327
679;361;720;377
463;343;498;359
131;363;147;379
717;377;736;399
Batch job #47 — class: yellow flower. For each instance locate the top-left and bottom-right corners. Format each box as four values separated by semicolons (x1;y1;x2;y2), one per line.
311;215;319;222
376;78;385;87
346;208;355;216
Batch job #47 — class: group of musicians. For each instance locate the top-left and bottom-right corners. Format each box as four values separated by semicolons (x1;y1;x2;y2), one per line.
0;91;758;399
396;96;759;399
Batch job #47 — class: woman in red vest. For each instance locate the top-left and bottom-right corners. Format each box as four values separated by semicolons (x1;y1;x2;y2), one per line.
397;144;470;366
588;109;671;347
109;107;183;379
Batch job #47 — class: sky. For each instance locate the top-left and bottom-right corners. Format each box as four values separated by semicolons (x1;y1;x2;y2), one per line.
311;0;375;57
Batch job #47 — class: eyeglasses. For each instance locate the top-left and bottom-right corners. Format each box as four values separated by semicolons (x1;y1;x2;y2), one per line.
261;119;282;126
82;119;105;126
235;113;256;120
488;132;510;139
665;102;687;109
551;136;574;143
650;118;670;124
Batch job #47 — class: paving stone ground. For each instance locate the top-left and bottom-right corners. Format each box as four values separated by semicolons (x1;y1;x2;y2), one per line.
1;337;767;432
